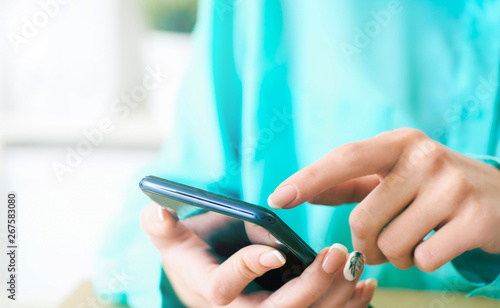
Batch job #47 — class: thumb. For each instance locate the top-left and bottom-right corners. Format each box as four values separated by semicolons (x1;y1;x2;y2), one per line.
140;203;195;252
204;245;286;306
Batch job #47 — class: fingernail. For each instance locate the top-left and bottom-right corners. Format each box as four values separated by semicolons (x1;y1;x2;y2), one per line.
268;184;297;209
165;208;179;221
363;278;378;301
366;278;377;288
157;205;166;222
322;243;348;274
343;251;365;281
260;250;286;268
328;243;348;254
274;239;285;246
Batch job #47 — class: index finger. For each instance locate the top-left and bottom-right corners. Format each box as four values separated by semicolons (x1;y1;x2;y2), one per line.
268;129;410;209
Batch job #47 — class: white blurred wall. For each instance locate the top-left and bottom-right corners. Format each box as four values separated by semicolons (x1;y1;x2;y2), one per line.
0;0;191;306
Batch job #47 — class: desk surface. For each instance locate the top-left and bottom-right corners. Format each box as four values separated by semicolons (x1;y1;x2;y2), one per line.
60;280;499;308
371;288;499;308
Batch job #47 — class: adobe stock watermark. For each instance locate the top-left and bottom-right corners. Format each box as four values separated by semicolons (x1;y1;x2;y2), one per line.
51;65;168;182
339;0;403;64
443;73;498;128
417;277;464;308
79;269;134;308
209;107;295;190
385;139;438;189
214;0;243;21
8;0;73;52
432;72;499;141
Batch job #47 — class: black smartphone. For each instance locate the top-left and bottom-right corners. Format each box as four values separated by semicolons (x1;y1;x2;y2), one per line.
139;175;317;291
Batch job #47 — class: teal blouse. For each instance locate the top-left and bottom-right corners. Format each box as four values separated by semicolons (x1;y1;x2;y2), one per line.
94;1;500;307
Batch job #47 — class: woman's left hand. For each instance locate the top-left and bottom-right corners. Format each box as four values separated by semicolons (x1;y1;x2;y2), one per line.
268;128;500;271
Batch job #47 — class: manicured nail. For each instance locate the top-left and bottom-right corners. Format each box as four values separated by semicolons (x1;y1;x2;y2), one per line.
322;243;348;274
362;278;378;301
343;251;365;281
328;243;348;254
260;250;286;268
157;205;166;222
268;184;297;209
366;278;377;287
275;239;285;246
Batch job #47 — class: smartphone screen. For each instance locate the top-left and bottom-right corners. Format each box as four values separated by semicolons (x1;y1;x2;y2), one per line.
140;176;316;291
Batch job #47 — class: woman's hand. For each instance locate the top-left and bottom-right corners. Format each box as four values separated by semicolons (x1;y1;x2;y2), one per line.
140;203;377;307
268;128;500;271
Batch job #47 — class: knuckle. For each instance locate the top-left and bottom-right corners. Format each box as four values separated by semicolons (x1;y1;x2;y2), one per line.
414;245;441;272
398;127;427;141
419;143;448;172
440;169;474;207
297;165;321;191
376;178;396;196
235;254;264;280
338;142;364;164
377;233;406;261
349;207;374;238
424;143;446;162
395;261;414;270
450;170;474;197
435;174;471;212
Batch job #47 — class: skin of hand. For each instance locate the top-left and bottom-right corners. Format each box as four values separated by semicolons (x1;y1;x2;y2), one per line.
268;128;500;271
140;203;377;308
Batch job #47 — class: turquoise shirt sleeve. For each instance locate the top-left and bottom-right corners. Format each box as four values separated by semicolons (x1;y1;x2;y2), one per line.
94;0;500;305
452;248;500;299
453;155;500;299
93;0;245;306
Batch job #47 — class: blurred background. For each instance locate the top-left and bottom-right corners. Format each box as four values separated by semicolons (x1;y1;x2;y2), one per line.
0;0;196;306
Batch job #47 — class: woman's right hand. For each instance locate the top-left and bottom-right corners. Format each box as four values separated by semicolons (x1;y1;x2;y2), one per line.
140;203;377;307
